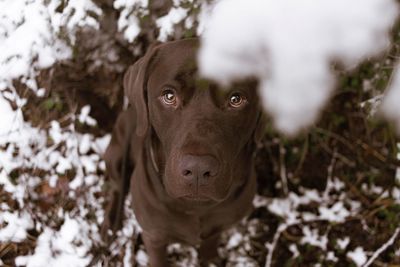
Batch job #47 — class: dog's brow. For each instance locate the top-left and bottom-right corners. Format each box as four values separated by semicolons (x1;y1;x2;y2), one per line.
174;68;197;88
195;79;211;91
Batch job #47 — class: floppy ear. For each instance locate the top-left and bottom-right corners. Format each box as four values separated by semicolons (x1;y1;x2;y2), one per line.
254;111;267;145
124;43;160;137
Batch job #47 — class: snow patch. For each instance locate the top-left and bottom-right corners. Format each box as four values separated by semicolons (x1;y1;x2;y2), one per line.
337;237;350;250
15;216;92;267
226;232;243;249
0;97;21;136
156;7;188;42
0;211;33;242
347;247;368;267
300;226;328;250
135;249;149;266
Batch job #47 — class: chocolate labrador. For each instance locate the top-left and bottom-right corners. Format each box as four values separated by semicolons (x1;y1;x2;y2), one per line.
102;38;265;266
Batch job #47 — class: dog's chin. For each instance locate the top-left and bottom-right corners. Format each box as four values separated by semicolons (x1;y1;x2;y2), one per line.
164;185;225;206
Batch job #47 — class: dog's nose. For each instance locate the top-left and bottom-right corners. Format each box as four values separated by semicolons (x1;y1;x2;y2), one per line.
179;154;219;184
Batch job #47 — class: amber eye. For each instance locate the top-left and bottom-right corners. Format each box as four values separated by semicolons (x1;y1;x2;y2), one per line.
161;89;177;105
229;93;246;108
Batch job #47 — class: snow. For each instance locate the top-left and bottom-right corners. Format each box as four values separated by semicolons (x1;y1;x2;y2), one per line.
0;96;20;136
360;94;384;118
318;202;350;223
0;0;63;91
114;0;148;43
268;194;299;225
0;0;69;88
226;232;243;249
326;251;338;262
394;187;400;203
0;211;34;242
300;226;328;250
56;0;102;32
383;66;400;133
397;143;400;184
336;237;350;250
15;217;92;267
265;177;360;226
0;0;102;92
0;88;111;266
80;154;100;173
288;244;299;258
347;247;368;267
135;249;149;266
156;7;188;42
199;0;398;135
79;134;92;154
78;105;97;126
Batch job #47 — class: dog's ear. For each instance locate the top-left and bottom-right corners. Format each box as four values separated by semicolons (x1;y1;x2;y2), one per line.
254;111;266;145
124;43;160;137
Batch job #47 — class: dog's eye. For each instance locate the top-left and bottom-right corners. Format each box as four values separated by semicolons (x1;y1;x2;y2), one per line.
228;93;246;108
161;89;177;106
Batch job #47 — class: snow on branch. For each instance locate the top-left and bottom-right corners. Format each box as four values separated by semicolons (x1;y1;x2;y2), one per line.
0;0;102;93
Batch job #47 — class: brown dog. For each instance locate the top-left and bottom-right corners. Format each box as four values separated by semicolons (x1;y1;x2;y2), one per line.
102;38;265;266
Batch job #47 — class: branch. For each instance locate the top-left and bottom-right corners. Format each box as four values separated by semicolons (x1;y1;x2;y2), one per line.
279;141;289;196
265;223;290;267
362;227;400;267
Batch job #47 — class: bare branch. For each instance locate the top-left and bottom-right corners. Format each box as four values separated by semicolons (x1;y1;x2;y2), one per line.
362;227;400;267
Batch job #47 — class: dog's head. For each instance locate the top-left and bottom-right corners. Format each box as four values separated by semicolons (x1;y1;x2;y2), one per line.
124;39;265;205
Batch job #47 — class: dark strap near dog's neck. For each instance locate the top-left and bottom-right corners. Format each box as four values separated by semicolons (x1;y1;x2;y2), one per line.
145;132;173;203
149;137;160;173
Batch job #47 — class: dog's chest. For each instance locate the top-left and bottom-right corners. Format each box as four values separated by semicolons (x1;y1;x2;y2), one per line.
166;211;202;245
176;212;222;244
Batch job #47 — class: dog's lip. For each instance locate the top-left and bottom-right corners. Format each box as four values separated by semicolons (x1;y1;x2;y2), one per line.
181;195;211;202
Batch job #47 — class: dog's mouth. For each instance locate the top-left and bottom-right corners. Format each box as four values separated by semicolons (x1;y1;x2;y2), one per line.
181;195;213;203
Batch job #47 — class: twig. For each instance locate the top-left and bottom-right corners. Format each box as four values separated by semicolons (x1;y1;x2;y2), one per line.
294;137;309;176
362;227;400;267
314;127;355;152
265;223;289;267
279;141;289;196
341;176;371;207
315;135;356;167
324;148;337;200
355;139;387;163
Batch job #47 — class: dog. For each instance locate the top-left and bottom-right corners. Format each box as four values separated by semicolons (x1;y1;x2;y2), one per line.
102;38;265;266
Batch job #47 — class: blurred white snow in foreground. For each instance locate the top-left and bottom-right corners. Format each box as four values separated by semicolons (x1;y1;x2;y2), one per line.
199;0;398;135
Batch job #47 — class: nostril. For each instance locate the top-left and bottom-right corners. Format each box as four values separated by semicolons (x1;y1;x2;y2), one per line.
182;169;192;177
179;154;219;181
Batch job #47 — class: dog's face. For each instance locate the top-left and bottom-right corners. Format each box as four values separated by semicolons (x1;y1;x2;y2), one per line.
125;39;264;205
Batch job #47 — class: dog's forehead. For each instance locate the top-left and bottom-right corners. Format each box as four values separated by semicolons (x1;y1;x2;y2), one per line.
147;39;259;101
149;39;199;84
